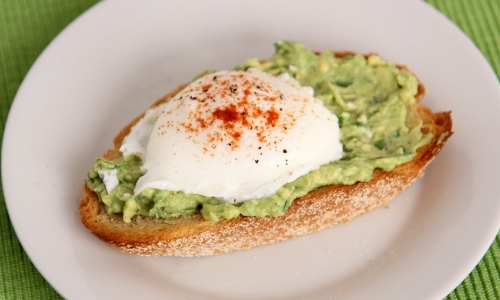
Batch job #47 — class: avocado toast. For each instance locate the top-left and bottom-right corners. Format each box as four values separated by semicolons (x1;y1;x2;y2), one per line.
79;41;453;256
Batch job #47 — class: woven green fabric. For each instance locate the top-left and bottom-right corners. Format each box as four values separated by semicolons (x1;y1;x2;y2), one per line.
0;0;499;299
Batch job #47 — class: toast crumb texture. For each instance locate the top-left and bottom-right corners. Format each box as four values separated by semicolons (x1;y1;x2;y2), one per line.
79;55;453;256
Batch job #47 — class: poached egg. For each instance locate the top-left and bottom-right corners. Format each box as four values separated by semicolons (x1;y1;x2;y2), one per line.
120;69;343;203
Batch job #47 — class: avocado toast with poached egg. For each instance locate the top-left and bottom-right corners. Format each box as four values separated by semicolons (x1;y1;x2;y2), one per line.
79;40;453;256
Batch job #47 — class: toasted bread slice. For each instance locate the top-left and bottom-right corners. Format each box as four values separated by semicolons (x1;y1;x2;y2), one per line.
79;54;453;256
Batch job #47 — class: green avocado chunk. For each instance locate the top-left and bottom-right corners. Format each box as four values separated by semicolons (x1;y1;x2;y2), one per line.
86;40;431;222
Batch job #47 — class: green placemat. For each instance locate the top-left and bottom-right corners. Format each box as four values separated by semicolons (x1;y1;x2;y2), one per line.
0;0;499;299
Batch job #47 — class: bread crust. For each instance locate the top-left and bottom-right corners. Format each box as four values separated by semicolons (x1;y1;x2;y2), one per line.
79;55;453;256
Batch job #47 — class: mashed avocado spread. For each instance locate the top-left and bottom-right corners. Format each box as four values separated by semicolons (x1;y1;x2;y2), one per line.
86;40;432;222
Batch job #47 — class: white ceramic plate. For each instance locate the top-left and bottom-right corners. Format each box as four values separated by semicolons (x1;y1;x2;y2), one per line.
3;0;500;299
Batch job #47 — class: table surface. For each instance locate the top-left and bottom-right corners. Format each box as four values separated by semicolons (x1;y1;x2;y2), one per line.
1;0;499;299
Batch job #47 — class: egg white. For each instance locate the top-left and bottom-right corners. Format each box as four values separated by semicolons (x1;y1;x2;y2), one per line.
121;69;343;203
